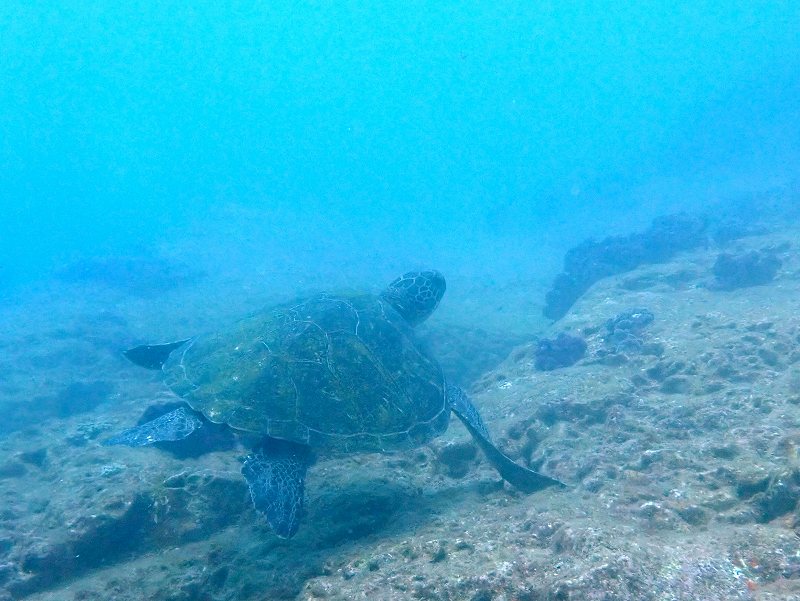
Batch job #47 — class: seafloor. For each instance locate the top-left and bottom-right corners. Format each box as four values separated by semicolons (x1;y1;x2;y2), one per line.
2;224;800;600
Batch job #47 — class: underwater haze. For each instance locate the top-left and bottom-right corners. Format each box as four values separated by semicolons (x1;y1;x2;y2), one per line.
2;1;798;292
4;4;800;600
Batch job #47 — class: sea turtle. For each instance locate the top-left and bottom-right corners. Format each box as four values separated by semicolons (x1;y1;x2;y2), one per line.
106;270;564;538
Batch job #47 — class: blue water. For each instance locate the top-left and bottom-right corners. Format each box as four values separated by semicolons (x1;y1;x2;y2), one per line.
1;2;798;289
2;6;800;598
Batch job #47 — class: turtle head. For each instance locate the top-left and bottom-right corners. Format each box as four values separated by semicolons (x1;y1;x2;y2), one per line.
381;270;446;326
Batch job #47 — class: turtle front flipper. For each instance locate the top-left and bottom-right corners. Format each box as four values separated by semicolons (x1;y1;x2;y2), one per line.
242;439;311;539
123;339;191;370
104;406;203;446
447;386;566;493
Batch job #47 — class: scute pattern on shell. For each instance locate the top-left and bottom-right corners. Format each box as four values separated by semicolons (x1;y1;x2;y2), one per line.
162;293;449;453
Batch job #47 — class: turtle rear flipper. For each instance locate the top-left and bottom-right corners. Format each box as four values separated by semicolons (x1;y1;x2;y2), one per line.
123;339;191;370
242;440;311;539
104;406;203;446
447;386;566;493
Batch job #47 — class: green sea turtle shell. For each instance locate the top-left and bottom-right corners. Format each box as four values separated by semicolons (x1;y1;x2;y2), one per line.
162;292;450;453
